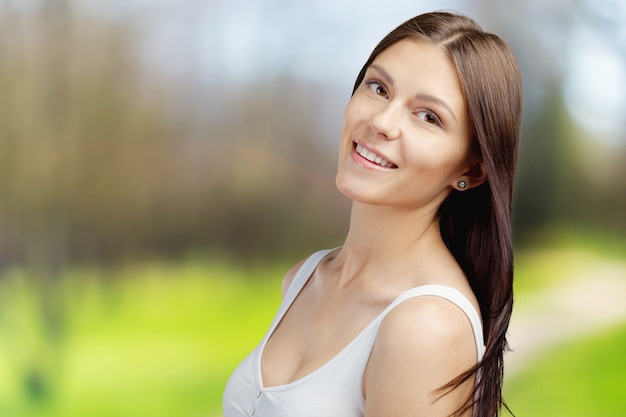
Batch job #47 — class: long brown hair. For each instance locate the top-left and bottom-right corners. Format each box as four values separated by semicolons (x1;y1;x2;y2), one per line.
352;11;522;417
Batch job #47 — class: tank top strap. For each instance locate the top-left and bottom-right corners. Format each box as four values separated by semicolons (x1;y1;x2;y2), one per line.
277;252;485;361
381;284;486;360
283;249;335;301
267;249;335;332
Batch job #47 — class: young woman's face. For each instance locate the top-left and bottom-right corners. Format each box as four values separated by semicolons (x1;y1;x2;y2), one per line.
336;39;474;211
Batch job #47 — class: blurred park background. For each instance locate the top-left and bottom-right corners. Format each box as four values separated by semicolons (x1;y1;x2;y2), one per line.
0;0;625;416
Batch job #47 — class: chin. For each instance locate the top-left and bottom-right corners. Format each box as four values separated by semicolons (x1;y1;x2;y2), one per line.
335;175;374;204
335;173;359;201
335;173;350;198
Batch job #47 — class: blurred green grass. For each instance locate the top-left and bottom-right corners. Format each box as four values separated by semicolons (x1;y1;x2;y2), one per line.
0;259;287;417
0;234;624;417
504;324;626;417
514;227;626;293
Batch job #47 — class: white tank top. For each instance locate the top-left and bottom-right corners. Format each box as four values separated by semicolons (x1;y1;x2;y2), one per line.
223;249;485;417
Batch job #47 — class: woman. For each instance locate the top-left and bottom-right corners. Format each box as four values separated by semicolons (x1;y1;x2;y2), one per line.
223;11;522;417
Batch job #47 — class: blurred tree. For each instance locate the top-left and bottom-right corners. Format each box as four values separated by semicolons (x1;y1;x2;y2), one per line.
0;0;624;269
0;0;349;271
513;85;566;239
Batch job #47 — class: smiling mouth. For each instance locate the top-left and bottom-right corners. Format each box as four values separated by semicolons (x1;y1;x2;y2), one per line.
354;143;398;169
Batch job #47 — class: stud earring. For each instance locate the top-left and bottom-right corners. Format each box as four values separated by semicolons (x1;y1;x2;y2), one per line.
458;179;467;189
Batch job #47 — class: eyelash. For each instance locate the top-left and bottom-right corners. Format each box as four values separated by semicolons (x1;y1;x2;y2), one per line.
363;78;444;128
364;79;388;98
415;110;443;128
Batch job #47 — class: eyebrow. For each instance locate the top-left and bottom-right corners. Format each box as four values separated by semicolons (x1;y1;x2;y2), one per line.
368;64;458;122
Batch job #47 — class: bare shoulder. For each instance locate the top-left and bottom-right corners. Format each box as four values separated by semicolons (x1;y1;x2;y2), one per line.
377;296;476;358
364;296;477;416
280;257;308;298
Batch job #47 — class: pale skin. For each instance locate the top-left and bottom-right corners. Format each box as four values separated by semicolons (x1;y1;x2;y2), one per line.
261;39;488;416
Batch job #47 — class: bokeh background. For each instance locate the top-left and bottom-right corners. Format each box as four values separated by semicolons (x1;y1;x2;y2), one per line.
1;0;625;416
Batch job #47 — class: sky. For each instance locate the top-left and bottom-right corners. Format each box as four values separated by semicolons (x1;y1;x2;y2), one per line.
123;0;474;87
125;0;626;144
562;0;626;144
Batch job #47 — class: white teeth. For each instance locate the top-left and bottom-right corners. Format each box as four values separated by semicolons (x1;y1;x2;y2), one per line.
355;143;393;168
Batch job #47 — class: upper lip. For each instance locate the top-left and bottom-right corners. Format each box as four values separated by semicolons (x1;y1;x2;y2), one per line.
354;141;398;168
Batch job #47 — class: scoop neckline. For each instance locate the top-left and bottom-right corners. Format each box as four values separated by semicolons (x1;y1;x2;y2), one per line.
256;249;485;392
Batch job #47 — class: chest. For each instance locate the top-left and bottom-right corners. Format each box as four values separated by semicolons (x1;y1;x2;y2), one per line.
261;284;386;388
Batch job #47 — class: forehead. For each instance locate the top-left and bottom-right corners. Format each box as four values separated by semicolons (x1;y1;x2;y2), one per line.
370;39;466;115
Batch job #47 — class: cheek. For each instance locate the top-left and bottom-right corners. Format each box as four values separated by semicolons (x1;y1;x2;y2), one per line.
342;96;368;128
339;102;360;155
404;144;469;178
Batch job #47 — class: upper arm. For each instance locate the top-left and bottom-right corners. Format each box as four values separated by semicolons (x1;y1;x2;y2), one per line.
364;297;478;417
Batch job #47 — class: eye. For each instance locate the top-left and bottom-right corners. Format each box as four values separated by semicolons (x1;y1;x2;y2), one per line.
415;110;442;127
365;80;389;99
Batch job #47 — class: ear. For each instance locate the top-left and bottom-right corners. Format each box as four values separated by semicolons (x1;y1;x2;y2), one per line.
454;161;487;191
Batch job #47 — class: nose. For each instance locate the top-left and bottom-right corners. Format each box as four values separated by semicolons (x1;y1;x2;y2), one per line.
369;103;402;140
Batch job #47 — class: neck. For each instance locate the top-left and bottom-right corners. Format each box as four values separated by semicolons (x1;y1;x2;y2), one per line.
330;202;446;286
351;201;440;249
